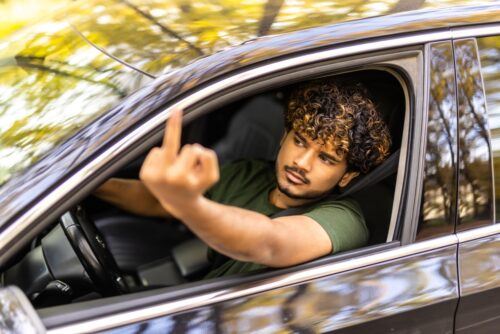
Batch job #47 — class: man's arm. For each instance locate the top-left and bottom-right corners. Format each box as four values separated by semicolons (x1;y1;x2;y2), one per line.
94;178;170;218
175;197;332;267
140;109;332;267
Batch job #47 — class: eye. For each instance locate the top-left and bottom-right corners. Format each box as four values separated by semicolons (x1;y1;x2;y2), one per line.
293;136;305;147
319;154;335;165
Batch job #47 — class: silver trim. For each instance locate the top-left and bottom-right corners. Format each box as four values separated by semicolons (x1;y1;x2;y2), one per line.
457;223;500;243
47;234;458;334
378;56;422;242
451;23;500;39
1;30;451;259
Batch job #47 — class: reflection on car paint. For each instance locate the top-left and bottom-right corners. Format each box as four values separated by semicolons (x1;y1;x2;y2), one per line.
418;41;457;240
103;246;458;333
456;232;500;333
454;38;494;230
459;233;500;294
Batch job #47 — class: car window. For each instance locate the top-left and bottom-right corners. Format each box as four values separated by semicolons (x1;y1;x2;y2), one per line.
417;41;457;240
454;38;493;231
478;35;500;223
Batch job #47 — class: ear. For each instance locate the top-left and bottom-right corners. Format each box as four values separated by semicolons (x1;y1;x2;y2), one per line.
338;171;360;188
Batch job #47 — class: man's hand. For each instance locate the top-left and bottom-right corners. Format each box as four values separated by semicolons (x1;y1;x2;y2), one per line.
139;109;219;218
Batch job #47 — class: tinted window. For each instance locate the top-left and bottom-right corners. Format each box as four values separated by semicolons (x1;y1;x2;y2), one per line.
454;38;493;231
417;41;457;240
478;35;500;223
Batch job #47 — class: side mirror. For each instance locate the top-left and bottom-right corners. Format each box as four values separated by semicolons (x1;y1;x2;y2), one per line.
0;286;46;334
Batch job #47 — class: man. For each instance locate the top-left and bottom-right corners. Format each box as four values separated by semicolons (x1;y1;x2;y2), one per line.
96;80;391;278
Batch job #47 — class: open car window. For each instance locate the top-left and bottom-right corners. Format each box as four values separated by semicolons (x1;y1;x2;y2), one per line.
83;69;407;286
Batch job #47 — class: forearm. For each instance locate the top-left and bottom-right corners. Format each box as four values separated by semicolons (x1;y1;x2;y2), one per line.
172;196;276;265
95;178;170;218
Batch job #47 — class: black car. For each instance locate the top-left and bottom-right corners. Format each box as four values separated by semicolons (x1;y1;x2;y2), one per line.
0;1;499;333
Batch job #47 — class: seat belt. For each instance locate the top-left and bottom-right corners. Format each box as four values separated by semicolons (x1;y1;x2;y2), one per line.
271;149;400;218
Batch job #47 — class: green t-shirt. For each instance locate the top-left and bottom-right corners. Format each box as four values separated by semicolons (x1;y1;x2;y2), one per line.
204;160;368;278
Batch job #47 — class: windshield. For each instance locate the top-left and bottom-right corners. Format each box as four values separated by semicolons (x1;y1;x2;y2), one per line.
0;16;151;186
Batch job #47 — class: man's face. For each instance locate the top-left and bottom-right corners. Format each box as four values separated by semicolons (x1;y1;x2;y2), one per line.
275;130;359;201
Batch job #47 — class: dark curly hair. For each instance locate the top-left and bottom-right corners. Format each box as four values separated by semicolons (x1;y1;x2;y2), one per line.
285;80;391;173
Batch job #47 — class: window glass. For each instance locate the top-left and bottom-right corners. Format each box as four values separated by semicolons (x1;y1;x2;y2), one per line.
417;41;457;240
477;36;500;223
455;38;493;230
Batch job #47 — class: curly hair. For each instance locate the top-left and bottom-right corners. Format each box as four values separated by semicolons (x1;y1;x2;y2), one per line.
285;80;392;173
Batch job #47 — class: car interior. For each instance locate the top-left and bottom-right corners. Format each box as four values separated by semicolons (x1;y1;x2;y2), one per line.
1;69;406;309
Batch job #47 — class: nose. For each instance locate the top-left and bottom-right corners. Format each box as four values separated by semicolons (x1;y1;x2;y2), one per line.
293;148;315;171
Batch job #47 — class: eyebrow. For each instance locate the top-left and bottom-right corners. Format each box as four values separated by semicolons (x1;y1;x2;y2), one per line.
295;132;310;145
295;133;342;163
320;151;341;163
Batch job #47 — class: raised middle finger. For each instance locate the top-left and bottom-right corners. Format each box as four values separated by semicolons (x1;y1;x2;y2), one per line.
162;108;183;162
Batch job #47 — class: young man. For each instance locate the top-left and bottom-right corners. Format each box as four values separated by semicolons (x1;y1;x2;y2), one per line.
96;80;391;278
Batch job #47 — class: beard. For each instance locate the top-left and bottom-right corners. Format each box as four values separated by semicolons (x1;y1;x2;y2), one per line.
274;162;335;202
276;180;331;201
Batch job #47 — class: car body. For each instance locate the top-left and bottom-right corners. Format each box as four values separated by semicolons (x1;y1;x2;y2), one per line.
0;1;499;333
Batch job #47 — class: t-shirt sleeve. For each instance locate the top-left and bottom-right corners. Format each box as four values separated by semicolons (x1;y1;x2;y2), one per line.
303;199;369;254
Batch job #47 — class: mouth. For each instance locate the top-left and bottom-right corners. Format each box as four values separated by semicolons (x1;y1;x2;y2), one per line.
284;167;309;185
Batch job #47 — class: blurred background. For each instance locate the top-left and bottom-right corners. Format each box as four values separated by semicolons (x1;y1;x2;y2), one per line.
1;0;496;40
1;0;71;39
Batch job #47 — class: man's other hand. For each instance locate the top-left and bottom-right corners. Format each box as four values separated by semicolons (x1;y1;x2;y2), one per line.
139;109;219;218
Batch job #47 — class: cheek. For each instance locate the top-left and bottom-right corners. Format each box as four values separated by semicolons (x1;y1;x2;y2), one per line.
311;165;345;186
278;141;295;163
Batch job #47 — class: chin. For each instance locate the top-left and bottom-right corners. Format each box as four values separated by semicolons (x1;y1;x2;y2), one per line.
278;182;324;201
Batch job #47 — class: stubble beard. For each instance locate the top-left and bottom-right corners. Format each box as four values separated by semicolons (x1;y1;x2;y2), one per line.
275;163;330;201
276;179;330;201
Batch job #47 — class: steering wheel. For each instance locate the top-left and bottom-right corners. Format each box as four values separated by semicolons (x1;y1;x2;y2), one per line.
60;205;129;296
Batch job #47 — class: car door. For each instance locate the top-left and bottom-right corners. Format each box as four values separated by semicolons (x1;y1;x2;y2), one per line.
38;35;462;333
453;28;500;334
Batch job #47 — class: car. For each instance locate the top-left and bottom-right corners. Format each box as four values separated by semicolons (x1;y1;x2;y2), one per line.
0;1;499;333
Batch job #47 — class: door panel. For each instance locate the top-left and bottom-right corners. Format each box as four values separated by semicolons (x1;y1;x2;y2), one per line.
456;232;500;334
102;245;459;333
